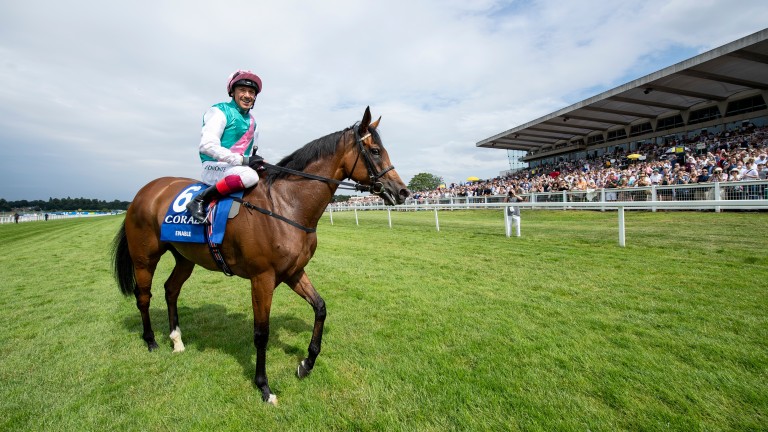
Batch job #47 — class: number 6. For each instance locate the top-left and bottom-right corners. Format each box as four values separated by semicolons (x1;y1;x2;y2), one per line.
173;185;203;213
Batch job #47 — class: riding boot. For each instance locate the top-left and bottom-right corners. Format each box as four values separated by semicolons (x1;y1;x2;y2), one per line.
186;185;223;223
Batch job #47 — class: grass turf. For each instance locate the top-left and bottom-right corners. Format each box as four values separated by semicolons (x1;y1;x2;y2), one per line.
0;210;766;431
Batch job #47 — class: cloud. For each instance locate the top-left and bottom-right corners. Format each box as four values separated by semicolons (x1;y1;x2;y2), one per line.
0;0;766;200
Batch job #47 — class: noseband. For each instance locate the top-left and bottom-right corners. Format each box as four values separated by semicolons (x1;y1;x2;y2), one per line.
349;123;395;195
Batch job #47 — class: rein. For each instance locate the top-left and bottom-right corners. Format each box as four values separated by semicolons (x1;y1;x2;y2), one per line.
236;124;395;232
260;162;370;192
260;124;394;193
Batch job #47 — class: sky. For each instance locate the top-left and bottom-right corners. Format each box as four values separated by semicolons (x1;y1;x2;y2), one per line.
1;1;767;201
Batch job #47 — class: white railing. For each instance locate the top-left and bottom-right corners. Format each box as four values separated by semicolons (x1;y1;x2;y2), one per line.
330;180;768;213
328;199;768;213
328;180;768;247
325;199;767;248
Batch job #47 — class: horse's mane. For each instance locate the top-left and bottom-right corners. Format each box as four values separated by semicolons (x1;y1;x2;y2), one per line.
265;127;350;187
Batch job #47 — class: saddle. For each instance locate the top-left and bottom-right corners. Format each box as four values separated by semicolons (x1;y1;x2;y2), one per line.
160;184;242;244
160;184;243;276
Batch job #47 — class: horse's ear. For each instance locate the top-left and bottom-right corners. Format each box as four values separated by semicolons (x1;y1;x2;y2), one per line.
371;116;381;129
359;106;372;134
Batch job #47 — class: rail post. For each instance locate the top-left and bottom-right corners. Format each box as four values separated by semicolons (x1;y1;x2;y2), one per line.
618;206;626;247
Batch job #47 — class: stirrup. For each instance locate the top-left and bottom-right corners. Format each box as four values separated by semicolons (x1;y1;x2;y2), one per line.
186;199;208;223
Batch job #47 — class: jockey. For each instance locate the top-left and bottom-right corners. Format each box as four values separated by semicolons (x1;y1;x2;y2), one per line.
187;70;266;223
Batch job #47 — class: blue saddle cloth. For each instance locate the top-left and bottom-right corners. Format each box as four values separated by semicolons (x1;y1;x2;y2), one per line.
160;183;242;244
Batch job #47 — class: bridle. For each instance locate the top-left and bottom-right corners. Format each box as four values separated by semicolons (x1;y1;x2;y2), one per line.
348;122;395;195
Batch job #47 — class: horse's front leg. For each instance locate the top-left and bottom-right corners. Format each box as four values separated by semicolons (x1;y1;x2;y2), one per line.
250;274;277;405
287;271;326;378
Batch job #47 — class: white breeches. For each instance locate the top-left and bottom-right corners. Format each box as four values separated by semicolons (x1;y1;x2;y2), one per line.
201;161;260;187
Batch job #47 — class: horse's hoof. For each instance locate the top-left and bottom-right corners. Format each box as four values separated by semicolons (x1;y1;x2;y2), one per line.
297;359;312;378
266;394;278;406
147;341;159;352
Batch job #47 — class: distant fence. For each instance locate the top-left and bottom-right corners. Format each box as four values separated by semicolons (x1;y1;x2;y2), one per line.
0;211;124;224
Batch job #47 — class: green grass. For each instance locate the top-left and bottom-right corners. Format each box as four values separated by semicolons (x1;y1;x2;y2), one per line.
0;210;766;431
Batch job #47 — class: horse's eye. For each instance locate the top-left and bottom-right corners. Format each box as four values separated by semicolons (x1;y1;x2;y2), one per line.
370;148;381;156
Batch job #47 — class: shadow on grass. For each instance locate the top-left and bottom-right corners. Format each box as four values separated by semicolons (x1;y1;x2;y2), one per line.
121;304;313;382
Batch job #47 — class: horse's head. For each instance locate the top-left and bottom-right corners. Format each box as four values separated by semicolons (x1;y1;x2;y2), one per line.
345;107;410;205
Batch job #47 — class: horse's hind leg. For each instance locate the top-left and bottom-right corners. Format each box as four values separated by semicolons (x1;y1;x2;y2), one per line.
164;249;195;353
134;262;160;351
287;271;326;378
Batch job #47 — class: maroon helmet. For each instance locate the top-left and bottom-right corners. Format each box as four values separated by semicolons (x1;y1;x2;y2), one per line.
227;70;262;97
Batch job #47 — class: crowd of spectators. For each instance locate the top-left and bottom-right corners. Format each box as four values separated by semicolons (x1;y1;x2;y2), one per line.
408;124;768;202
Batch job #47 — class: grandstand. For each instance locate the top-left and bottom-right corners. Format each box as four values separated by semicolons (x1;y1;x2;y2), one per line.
476;28;768;171
336;29;768;208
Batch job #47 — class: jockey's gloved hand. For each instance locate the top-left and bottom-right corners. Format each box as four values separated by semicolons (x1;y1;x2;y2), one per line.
244;154;265;171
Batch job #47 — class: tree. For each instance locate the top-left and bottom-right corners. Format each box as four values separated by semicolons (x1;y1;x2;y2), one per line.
408;172;443;192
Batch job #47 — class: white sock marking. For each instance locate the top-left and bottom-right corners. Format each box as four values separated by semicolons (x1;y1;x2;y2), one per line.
169;326;185;353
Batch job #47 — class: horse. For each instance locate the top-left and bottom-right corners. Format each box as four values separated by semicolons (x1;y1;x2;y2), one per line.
112;107;409;405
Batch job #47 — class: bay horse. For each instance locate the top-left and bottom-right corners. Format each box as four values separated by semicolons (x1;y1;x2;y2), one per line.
112;107;409;405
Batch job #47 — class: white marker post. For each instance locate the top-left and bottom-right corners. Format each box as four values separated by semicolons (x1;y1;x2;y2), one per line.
434;208;440;232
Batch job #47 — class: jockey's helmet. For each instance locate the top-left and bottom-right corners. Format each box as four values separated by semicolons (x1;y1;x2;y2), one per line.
227;70;262;97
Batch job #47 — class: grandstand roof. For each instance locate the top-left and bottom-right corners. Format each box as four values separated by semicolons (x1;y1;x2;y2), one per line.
476;28;768;155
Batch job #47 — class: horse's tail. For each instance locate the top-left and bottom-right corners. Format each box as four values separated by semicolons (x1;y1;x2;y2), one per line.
112;220;136;296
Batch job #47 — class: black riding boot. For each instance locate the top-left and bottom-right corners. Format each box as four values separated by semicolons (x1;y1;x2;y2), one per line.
186;185;223;223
